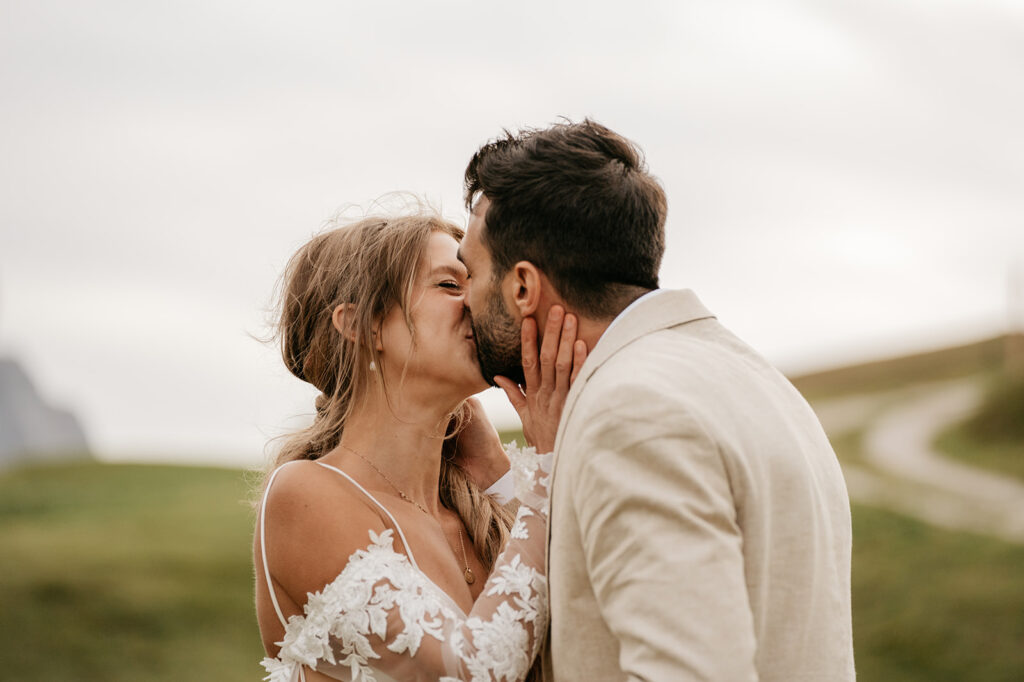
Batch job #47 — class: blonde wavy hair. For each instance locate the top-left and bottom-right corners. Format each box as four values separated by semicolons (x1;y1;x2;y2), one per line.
267;208;514;569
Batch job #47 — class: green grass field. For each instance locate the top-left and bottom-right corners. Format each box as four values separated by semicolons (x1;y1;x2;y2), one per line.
851;505;1024;682
935;424;1024;484
0;462;265;681
3;460;1023;680
3;335;1022;680
795;337;1024;679
934;376;1024;483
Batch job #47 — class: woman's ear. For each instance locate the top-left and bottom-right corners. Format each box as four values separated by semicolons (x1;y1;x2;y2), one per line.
331;304;358;342
509;261;542;317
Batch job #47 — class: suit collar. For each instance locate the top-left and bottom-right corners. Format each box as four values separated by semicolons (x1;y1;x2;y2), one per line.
550;288;716;465
570;288;715;392
544;289;715;565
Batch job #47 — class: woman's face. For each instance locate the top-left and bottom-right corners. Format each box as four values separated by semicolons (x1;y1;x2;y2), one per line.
376;231;487;401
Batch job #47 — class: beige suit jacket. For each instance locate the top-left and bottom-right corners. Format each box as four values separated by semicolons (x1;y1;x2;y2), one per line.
542;289;854;681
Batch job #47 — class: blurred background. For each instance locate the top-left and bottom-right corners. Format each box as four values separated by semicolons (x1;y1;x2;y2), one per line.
1;1;1022;679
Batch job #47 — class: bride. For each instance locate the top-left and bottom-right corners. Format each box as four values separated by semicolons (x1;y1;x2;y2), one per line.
255;209;584;681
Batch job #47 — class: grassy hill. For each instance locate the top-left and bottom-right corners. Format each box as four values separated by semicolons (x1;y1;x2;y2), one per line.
791;334;1024;679
935;375;1024;482
788;335;1009;400
2;461;1023;681
2;334;1022;680
787;333;1024;483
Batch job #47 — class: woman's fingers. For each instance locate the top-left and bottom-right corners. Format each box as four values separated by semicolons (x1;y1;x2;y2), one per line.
554;313;577;395
504;305;588;454
538;306;564;392
525;305;584;396
520;317;540;392
570;339;588;384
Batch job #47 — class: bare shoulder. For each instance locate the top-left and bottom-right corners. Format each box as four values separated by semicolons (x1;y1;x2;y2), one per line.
260;460;385;564
263;459;379;531
260;459;387;604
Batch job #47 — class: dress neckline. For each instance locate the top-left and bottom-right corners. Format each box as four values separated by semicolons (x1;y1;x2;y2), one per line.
312;460;471;618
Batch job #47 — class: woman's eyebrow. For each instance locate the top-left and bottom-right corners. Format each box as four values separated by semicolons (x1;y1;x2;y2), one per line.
431;264;467;278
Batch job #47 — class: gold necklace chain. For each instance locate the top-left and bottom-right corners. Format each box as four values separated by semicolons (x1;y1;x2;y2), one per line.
344;445;431;514
338;444;476;584
455;526;475;584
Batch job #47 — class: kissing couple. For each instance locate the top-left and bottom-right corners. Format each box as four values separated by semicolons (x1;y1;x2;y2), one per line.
255;120;856;681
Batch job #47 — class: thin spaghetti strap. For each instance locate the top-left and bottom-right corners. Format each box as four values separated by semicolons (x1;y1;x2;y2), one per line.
313;461;421;569
259;464;290;629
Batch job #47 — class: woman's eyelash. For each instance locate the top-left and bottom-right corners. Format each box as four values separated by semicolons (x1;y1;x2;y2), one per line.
439;281;462;289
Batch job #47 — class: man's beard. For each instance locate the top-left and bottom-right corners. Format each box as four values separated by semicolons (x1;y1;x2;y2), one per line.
471;293;526;387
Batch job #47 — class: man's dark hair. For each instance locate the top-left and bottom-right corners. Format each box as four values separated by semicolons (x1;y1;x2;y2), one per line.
464;118;667;318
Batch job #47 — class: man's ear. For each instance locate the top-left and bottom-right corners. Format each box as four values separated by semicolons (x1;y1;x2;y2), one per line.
508;261;543;317
331;304;358;342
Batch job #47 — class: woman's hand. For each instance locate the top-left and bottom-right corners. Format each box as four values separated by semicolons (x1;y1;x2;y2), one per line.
494;305;588;454
451;397;510;490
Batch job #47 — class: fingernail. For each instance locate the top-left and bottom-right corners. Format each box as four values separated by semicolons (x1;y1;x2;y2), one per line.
565;316;575;329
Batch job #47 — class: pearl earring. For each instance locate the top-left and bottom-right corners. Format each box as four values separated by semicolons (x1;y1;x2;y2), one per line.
369;360;377;371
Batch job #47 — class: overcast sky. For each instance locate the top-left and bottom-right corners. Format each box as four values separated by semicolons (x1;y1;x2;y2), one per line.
1;0;1022;467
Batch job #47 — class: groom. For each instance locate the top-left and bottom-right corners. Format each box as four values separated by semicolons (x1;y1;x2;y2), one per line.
459;120;855;681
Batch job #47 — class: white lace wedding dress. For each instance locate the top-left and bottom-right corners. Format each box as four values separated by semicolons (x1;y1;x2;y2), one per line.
258;445;551;682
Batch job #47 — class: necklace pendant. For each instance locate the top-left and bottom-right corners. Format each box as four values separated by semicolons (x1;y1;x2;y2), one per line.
464;568;476;585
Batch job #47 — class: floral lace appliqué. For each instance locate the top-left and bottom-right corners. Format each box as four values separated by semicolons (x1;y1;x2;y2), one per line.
505;442;553;516
509;507;533;540
261;529;458;682
261;441;552;682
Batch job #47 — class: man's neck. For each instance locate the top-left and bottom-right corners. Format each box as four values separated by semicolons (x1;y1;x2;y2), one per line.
574;316;614;354
565;287;656;351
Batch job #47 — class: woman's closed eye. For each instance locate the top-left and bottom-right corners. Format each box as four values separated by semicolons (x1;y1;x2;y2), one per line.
438;280;463;291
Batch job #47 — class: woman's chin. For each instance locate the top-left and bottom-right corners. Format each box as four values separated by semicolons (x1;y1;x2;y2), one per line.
443;365;489;400
465;368;490;395
464;342;489;393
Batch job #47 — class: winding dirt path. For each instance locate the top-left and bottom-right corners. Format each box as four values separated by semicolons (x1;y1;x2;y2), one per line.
813;380;1024;543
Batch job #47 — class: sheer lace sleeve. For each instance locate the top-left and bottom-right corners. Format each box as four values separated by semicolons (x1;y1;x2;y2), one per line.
261;444;552;682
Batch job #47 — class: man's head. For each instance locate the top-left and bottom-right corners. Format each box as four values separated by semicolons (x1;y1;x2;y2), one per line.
458;119;667;385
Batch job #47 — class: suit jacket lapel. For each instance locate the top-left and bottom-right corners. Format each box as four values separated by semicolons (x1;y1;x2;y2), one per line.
544;289;716;565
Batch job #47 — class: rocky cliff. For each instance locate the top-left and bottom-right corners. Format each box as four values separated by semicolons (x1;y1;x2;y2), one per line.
0;357;91;468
